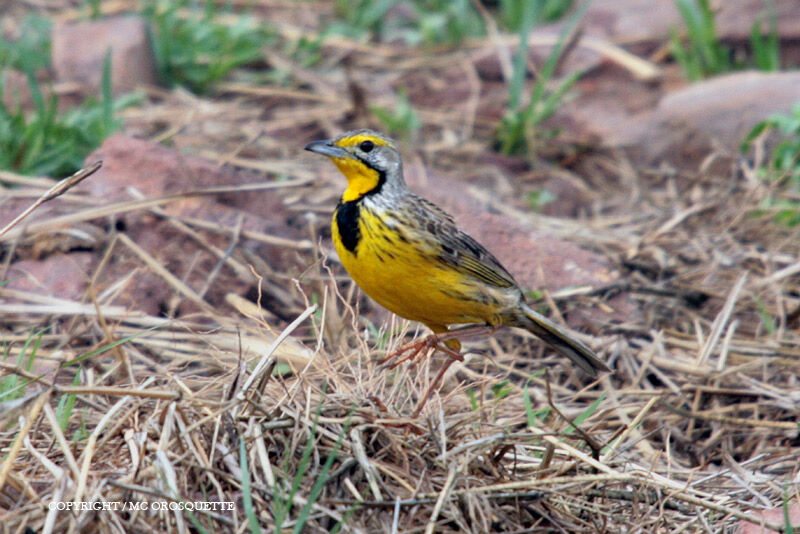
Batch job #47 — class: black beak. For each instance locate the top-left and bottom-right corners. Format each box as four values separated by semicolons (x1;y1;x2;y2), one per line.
304;140;351;159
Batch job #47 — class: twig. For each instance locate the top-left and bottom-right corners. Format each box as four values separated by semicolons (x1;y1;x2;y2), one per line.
0;161;102;239
601;396;659;461
235;304;318;403
0;178;312;242
697;274;747;366
545;372;602;458
117;233;215;314
659;402;799;430
52;385;181;400
425;463;458;534
0;388;53;491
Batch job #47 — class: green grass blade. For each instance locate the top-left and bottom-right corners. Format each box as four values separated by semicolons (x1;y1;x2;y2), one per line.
292;414;354;534
522;370;546;427
101;49;114;134
62;322;167;367
563;392;605;435
274;397;325;530
240;438;261;534
500;0;591;155
508;0;541;112
0;328;46;401
783;483;795;534
750;11;780;71
56;372;81;432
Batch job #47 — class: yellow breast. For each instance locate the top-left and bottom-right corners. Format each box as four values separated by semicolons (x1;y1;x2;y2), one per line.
332;202;496;330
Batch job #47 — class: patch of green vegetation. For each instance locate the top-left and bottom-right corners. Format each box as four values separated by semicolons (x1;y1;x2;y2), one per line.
783;484;796;534
0;330;44;402
0;54;138;177
491;379;513;400
371;87;420;142
495;1;590;156
73;414;90;442
562;392;604;435
286;36;323;68
239;439;261;534
527;189;557;211
56;372;81;433
85;0;103;20
753;297;777;335
742;103;800;226
467;388;480;411
143;0;272;94
0;15;51;72
271;362;293;377
272;400;353;532
521;370;547;426
1;18;132;178
327;0;578;45
327;0;484;45
750;11;781;71
670;0;781;80
669;0;730;80
525;289;544;301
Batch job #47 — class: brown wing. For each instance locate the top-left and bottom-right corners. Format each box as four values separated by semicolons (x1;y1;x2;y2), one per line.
408;195;518;289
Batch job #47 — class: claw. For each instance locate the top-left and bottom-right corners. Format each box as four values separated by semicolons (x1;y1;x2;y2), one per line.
376;334;441;370
376;325;499;416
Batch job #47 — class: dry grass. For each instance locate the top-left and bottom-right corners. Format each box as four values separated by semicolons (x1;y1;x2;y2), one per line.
2;165;800;531
2;1;800;533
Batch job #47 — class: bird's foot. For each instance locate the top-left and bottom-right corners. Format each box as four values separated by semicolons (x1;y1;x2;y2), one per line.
376;325;497;369
376;325;499;417
376;333;456;370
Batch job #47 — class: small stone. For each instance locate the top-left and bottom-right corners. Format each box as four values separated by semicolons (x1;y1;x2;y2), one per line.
78;134;305;316
6;253;93;301
51;15;158;94
736;502;800;534
612;71;800;165
716;0;800;41
582;0;800;43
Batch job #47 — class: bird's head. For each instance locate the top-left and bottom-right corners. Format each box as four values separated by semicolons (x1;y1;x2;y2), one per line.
305;129;405;202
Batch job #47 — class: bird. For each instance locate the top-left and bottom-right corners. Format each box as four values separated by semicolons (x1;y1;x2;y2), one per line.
305;129;609;414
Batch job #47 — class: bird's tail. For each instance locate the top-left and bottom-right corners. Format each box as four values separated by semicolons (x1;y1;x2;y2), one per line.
512;303;609;376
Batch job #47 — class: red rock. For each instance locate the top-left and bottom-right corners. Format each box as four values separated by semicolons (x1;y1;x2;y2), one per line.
558;68;663;146
582;0;681;42
582;0;800;43
51;16;158;94
612;71;800;165
84;134;291;225
6;253;93;301
3;135;306;317
736;502;800;534
77;135;306;316
716;0;800;41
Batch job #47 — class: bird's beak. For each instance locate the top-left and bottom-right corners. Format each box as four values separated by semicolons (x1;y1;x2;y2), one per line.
304;140;352;159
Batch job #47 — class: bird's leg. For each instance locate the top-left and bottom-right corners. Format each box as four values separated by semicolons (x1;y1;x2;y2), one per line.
376;324;501;416
377;324;499;369
376;334;440;369
407;326;501;415
412;357;457;418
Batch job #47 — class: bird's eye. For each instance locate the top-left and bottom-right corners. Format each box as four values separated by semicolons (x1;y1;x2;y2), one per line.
359;140;374;153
